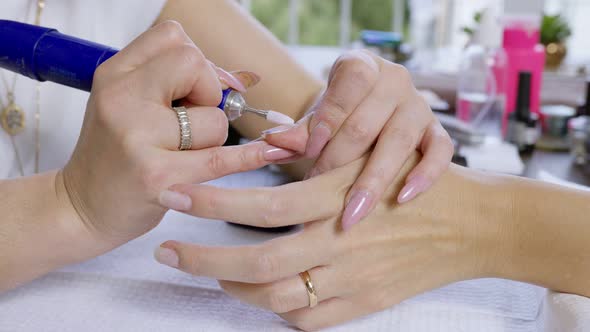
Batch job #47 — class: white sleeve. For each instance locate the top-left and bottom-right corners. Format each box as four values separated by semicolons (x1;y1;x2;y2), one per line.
94;0;169;48
54;0;168;49
0;132;15;179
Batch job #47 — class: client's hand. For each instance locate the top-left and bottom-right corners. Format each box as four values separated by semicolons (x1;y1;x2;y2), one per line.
154;154;496;331
61;21;293;250
263;50;453;230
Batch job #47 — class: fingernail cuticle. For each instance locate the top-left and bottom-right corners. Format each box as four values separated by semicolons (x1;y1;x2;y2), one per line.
306;122;331;158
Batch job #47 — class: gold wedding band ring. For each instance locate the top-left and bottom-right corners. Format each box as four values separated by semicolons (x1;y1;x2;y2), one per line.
173;106;192;151
299;270;318;308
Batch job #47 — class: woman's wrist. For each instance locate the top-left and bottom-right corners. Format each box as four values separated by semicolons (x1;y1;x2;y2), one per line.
443;166;590;298
486;177;590;296
400;164;518;281
53;170;120;264
0;171;110;291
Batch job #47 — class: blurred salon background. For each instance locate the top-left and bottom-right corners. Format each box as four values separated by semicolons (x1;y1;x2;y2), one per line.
241;0;590;188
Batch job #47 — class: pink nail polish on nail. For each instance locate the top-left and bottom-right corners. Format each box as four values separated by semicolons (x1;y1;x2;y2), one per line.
263;146;295;161
154;247;179;268
306;122;331;158
158;190;192;211
341;190;374;231
216;67;247;92
397;175;431;204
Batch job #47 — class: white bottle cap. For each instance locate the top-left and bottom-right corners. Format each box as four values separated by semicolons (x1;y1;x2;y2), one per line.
474;6;502;49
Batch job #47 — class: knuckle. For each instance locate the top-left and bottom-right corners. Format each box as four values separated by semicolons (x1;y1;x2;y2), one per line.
342;120;372;142
236;145;260;172
389;63;411;83
206;149;227;177
252;251;281;283
260;194;285;227
177;44;206;73
338;52;379;84
320;94;347;121
157;20;186;45
391;127;417;151
385;63;413;97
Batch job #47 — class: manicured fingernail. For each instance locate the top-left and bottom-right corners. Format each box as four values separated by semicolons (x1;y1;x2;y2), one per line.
216;67;247;92
261;124;293;136
264;146;296;161
230;70;261;89
398;175;431;204
341;190;374;231
154;247;179;268
306;122;331;158
158;190;192;211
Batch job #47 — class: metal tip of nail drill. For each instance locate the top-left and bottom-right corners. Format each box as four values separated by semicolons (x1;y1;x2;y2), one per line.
244;106;295;125
244;106;268;117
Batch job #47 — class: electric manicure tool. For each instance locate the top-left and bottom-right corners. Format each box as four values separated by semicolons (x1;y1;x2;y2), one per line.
0;20;294;125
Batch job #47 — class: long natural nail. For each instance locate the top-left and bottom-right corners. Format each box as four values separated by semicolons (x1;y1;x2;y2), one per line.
306;122;331;158
261;124;293;136
398;175;431;204
341;190;374;231
215;67;247;92
158;190;192;211
154;246;179;268
264;146;296;161
230;70;261;89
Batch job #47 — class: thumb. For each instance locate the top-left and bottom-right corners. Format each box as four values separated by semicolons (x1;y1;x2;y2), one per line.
262;113;312;154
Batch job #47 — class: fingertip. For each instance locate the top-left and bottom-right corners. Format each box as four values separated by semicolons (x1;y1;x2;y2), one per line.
263;123;309;154
160;240;180;250
341;190;374;231
397;174;431;204
155;242;180;268
305;122;331;158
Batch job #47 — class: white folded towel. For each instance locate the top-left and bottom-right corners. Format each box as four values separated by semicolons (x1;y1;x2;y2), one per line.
0;167;571;331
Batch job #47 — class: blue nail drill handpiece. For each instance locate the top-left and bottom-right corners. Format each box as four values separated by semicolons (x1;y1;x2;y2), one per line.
0;19;270;121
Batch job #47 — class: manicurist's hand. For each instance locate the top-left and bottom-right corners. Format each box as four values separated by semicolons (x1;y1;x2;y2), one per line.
263;50;454;230
153;154;500;331
62;20;294;249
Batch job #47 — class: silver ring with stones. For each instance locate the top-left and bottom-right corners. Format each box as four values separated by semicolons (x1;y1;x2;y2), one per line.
173;106;192;150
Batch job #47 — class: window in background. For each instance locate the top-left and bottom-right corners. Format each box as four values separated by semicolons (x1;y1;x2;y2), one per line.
250;0;290;43
250;0;408;46
546;0;590;64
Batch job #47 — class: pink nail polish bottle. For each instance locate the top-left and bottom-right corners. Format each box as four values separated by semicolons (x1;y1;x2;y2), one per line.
501;3;545;135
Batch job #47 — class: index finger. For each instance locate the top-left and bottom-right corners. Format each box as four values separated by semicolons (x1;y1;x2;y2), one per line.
156;224;335;283
169;177;343;227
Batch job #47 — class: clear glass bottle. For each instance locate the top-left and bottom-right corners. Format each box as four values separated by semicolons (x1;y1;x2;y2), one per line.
456;6;507;138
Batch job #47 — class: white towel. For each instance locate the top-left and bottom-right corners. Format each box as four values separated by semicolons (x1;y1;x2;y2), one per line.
0;167;556;331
